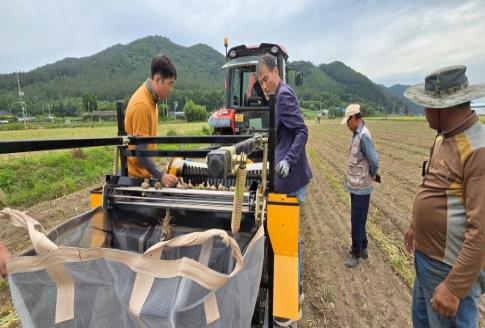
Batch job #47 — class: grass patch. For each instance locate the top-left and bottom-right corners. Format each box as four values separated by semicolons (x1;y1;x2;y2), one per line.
0;126;212;208
0;147;114;208
0;122;209;141
0;282;19;328
308;147;415;288
365;116;426;122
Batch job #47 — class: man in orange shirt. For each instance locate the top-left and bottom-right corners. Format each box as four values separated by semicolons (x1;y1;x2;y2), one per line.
125;55;178;187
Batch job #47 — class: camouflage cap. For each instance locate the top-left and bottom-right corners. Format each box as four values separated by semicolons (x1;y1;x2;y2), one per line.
404;65;485;109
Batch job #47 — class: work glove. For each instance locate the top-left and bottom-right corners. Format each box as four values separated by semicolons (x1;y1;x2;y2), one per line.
276;160;290;178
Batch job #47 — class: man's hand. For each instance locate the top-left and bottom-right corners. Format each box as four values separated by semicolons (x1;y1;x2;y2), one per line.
374;174;381;183
432;282;460;317
403;228;415;254
0;241;11;279
276;160;290;178
161;173;178;187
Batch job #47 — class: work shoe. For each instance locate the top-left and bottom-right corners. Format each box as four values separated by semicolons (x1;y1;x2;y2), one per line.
273;309;302;327
345;252;360;268
348;248;368;259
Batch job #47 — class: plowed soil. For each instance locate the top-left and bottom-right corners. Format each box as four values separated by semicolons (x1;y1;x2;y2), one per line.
1;119;483;328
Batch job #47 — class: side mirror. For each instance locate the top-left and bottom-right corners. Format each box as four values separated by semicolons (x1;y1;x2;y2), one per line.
295;71;303;86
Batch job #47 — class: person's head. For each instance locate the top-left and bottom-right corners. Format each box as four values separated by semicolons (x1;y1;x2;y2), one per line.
150;55;177;100
341;104;362;132
404;65;485;131
424;102;471;131
257;54;280;96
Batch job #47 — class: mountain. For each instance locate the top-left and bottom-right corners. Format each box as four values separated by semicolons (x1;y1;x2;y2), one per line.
385;84;422;114
0;36;409;117
318;61;407;115
0;36;226;115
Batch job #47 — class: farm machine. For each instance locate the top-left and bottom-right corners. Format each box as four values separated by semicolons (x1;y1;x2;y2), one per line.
208;40;303;135
1;95;301;327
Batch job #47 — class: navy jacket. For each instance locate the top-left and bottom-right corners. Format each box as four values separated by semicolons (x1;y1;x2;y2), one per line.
274;81;312;193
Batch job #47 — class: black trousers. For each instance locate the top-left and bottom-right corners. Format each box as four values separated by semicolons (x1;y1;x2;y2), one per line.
350;193;370;254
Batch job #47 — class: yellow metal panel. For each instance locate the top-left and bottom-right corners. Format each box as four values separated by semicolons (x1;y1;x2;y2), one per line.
273;255;299;319
235;114;244;122
90;210;106;247
89;188;103;209
267;193;299;320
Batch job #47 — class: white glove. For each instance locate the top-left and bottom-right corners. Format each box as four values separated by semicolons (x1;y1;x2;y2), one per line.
276;160;290;178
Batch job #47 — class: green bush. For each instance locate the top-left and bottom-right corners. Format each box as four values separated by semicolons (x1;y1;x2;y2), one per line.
183;100;208;122
166;128;178;136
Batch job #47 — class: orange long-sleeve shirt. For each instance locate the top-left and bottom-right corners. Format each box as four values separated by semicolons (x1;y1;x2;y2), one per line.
124;83;158;178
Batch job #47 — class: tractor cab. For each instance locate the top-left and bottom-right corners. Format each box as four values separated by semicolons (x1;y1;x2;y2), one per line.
209;42;302;135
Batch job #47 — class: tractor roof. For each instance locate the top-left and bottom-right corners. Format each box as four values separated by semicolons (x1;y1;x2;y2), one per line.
226;43;289;61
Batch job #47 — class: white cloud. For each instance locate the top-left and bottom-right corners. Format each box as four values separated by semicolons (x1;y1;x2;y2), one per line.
1;0;484;86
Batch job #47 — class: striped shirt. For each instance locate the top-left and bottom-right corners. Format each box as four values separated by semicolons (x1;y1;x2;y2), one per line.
412;113;485;298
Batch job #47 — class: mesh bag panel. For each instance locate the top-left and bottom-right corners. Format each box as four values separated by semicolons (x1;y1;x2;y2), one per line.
8;208;265;328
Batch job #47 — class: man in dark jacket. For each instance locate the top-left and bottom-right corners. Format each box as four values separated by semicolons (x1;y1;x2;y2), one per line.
257;53;312;327
257;54;312;195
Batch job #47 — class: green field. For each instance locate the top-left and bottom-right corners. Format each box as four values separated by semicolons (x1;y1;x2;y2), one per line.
0;122;208;140
0;122;211;208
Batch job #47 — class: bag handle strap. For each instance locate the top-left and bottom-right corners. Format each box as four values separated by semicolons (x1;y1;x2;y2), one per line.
0;208;58;255
144;228;243;273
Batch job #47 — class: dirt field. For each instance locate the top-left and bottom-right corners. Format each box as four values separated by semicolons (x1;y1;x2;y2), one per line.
0;119;483;327
300;119;484;327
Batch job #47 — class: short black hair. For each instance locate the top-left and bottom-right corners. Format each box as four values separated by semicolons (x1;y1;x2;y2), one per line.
353;112;362;120
151;55;177;80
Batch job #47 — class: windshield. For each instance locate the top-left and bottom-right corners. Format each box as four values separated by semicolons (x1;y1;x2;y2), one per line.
230;65;267;107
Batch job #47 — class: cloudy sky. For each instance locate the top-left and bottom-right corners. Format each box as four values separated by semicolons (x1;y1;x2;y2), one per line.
1;0;484;86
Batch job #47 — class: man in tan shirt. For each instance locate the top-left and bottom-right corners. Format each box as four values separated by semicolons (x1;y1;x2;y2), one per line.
404;65;485;327
125;55;178;187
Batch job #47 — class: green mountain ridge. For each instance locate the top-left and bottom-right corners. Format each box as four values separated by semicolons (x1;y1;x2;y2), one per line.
384;84;422;114
0;36;410;117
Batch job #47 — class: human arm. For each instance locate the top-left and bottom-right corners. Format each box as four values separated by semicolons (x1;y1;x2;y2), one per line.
137;144;177;187
403;227;415;254
127;103;177;187
277;89;308;168
0;241;11;279
360;134;379;177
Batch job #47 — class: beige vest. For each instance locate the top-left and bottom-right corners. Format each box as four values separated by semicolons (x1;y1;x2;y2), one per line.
346;125;373;191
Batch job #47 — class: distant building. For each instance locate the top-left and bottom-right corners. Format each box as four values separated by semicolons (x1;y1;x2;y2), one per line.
83;111;117;122
170;111;185;120
18;116;36;122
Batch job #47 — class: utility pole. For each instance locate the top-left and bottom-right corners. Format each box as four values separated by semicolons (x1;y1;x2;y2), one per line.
16;73;28;128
